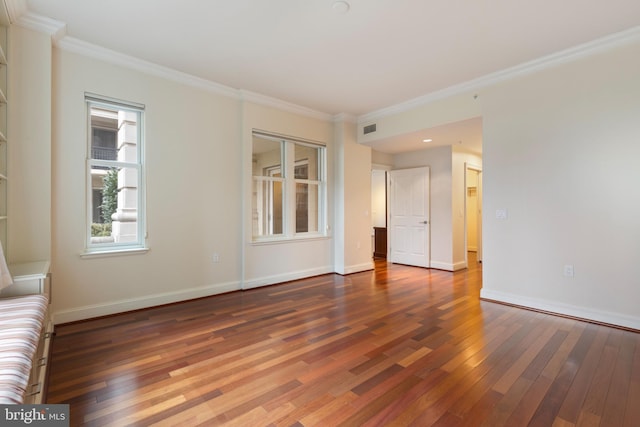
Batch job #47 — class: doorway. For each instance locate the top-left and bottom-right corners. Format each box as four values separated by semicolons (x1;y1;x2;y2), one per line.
465;164;482;263
389;167;430;267
371;169;388;258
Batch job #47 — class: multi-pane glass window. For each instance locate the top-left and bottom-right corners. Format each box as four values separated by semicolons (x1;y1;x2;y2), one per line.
86;95;145;252
252;132;326;240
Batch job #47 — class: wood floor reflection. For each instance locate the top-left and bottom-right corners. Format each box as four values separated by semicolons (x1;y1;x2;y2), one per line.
47;253;640;426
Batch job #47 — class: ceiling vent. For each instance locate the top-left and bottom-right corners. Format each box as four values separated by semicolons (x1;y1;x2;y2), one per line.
363;123;377;135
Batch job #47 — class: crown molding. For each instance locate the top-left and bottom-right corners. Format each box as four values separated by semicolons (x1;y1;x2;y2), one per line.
239;90;332;121
57;37;332;121
359;25;640;124
3;0;26;24
57;36;239;100
332;113;357;124
15;11;66;40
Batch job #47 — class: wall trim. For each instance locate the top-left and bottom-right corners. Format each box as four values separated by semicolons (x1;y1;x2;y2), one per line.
452;261;468;271
3;0;26;25
52;280;241;325
15;11;66;39
239;90;332;121
56;36;239;99
358;25;640;123
339;261;375;275
332;112;357;124
480;289;640;331
429;261;468;272
430;261;453;271
242;266;334;290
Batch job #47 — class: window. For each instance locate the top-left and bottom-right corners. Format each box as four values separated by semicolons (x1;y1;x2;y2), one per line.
252;131;326;241
86;94;146;253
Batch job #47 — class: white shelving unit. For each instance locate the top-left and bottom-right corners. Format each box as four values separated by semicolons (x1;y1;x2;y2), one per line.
0;22;7;251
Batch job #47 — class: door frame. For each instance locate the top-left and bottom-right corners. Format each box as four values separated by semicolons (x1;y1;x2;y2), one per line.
388;166;430;268
465;163;483;264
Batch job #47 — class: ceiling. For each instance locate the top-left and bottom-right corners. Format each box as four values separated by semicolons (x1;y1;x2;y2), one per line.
367;117;483;155
20;0;640;154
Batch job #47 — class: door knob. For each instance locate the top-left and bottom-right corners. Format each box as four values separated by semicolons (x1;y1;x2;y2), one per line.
420;221;428;224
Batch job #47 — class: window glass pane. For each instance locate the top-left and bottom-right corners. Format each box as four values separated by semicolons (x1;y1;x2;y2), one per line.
253;136;282;177
296;182;319;233
253;178;284;237
90;166;139;244
294;144;319;180
117;110;139;163
90;107;118;161
91;129;117;160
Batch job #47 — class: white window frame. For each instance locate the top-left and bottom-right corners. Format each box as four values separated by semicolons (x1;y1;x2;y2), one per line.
252;131;327;242
84;94;147;255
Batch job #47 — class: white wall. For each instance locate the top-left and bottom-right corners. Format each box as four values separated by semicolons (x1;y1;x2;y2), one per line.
481;39;640;329
52;48;243;323
393;145;453;270
7;26;51;263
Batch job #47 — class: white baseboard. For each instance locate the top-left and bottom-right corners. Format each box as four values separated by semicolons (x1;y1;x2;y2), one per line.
429;261;452;271
52;280;241;324
480;289;640;331
51;262;373;324
242;266;334;290
452;261;468;271
339;261;375;275
430;261;466;272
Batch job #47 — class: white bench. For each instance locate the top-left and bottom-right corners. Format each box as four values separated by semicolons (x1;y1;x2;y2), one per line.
0;261;52;404
0;294;51;404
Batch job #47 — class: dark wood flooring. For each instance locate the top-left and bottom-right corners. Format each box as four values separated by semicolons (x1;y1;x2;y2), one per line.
47;254;640;426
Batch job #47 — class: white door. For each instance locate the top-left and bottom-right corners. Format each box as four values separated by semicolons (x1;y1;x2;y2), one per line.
389;167;430;267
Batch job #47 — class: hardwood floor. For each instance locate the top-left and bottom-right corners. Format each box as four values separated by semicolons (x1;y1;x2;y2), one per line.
47;254;640;426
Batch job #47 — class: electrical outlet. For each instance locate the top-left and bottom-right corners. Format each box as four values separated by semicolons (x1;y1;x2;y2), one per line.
563;265;574;277
212;253;220;263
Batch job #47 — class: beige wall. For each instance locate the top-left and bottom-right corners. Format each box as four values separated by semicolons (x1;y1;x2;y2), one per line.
7;26;51;263
12;27;374;323
52;48;242;323
334;119;373;274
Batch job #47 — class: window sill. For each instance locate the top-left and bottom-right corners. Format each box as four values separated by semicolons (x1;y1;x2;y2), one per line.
80;247;150;259
251;234;330;246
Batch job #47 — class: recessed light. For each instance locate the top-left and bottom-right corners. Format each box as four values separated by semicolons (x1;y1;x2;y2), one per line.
423;139;433;143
